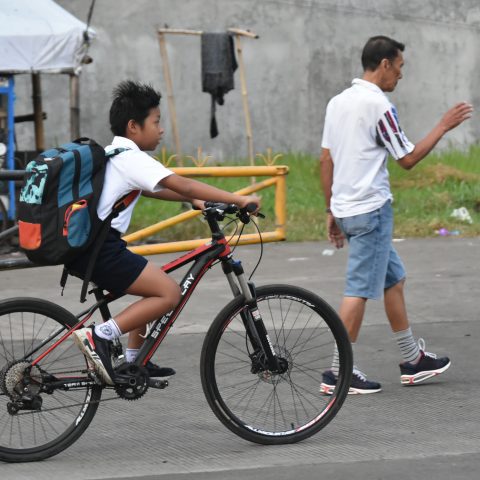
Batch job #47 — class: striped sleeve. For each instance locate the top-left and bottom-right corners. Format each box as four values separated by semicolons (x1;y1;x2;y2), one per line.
376;106;415;160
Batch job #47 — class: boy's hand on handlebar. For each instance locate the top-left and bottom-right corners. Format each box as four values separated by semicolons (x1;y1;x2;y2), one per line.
237;195;261;214
191;199;206;210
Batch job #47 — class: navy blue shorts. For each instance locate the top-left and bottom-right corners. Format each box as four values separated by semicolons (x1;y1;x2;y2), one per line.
66;229;148;296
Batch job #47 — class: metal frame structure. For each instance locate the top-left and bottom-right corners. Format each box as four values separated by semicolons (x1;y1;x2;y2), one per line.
124;165;288;255
0;75;16;220
157;27;259;167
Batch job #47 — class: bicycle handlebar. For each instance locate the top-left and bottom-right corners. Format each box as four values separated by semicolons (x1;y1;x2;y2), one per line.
203;202;264;224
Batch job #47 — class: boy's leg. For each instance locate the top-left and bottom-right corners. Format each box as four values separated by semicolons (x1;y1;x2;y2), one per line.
73;262;180;383
115;262;181;333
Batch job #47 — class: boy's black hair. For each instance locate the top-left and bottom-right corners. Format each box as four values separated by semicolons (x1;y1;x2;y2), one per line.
109;80;162;136
361;36;405;71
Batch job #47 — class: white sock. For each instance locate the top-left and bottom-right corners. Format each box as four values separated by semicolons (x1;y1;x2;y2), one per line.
125;348;140;363
95;318;122;341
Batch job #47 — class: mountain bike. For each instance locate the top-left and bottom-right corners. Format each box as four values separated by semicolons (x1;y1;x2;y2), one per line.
0;202;353;462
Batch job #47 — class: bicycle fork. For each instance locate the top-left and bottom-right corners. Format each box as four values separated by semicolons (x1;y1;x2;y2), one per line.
222;259;286;375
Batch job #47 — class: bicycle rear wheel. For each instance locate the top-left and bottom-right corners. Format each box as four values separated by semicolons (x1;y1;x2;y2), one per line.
200;284;352;445
0;298;102;462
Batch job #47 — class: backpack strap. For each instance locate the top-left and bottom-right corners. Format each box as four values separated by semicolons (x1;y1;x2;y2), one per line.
105;147;129;158
78;189;140;303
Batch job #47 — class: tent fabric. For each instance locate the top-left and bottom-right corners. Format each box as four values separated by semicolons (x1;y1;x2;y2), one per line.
0;0;95;73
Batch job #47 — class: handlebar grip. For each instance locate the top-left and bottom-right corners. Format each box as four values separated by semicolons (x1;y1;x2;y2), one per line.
242;202;265;219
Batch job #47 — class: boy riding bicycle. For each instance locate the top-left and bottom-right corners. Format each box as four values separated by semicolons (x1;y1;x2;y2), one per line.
70;81;260;385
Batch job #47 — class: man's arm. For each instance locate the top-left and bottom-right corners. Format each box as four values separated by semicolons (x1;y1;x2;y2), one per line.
319;148;344;248
397;102;473;170
319;148;334;209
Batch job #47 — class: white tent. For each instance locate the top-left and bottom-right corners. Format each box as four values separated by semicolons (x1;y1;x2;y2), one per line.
0;0;95;73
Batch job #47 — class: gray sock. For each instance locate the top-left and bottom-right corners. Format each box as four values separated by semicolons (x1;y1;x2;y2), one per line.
332;342;357;375
394;327;421;363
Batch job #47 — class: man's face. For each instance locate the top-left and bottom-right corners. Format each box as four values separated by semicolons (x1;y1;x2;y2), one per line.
382;51;404;92
135;107;164;151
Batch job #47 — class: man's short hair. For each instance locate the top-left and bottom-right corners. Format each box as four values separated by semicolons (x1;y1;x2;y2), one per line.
109;80;162;136
361;36;405;71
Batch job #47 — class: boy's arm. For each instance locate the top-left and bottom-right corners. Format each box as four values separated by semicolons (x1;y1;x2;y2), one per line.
145;174;260;210
142;189;190;202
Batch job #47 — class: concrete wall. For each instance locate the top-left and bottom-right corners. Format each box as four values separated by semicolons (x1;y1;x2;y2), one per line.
12;0;480;160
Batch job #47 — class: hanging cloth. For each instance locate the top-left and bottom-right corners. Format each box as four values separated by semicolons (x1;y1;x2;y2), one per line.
201;32;238;138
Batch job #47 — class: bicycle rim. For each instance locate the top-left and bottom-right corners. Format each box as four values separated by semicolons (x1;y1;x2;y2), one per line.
201;284;352;444
0;298;101;462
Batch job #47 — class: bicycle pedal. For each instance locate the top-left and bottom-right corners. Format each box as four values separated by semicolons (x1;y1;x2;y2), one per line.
148;378;169;389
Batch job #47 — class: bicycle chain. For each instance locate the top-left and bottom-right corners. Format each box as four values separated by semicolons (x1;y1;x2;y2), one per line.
12;394;122;416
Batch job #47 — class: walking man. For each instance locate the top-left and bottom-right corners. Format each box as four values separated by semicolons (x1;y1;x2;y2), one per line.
319;36;473;394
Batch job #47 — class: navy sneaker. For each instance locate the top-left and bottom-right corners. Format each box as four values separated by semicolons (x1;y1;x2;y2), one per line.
400;339;451;385
72;326;115;385
145;361;176;378
320;369;382;395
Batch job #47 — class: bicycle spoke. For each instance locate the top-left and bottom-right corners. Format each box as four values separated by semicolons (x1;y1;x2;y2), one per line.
203;285;351;443
0;299;103;459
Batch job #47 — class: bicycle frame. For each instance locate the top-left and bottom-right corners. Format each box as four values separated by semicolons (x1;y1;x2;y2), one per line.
29;208;282;386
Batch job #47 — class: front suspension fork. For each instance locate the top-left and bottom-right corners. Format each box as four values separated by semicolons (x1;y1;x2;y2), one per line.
222;259;282;373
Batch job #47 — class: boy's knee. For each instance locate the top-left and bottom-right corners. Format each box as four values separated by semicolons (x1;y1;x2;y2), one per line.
165;283;182;310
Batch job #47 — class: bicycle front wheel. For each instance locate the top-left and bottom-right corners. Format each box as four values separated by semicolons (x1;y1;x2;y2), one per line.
0;298;102;462
200;284;352;445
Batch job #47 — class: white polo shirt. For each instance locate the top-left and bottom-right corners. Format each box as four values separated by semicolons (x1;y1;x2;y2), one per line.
321;78;415;218
98;136;174;233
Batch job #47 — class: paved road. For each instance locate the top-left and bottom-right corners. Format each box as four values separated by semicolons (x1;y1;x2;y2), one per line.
0;238;479;479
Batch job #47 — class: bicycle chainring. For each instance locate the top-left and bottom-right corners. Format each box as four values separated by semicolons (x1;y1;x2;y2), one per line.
113;362;149;401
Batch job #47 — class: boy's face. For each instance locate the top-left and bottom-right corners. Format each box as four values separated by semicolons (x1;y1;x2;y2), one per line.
130;107;164;151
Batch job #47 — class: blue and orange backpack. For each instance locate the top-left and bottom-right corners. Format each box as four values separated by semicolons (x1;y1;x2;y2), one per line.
18;138;138;301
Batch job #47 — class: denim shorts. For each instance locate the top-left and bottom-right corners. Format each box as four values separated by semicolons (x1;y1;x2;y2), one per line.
66;229;148;296
335;201;406;300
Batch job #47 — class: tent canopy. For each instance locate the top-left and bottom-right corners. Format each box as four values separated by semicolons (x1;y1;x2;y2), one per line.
0;0;95;74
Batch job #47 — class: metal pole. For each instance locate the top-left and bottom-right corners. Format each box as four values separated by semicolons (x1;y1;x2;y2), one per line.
31;73;45;151
69;73;80;139
6;76;16;220
234;35;255;169
158;32;183;166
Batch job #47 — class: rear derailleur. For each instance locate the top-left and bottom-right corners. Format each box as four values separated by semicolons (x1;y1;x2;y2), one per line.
1;361;44;414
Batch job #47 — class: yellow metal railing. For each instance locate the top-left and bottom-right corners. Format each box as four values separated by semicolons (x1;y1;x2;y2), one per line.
123;165;288;255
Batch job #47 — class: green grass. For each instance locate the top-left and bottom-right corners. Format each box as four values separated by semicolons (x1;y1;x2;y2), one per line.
129;147;480;241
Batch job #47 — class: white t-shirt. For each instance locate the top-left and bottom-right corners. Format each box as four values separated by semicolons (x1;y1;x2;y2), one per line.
321;78;415;218
98;136;174;233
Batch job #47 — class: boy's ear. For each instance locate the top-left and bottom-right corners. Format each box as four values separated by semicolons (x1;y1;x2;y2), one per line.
126;119;138;134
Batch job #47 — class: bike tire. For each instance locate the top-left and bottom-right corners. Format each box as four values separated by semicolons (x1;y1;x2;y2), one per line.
0;297;102;462
200;284;352;445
